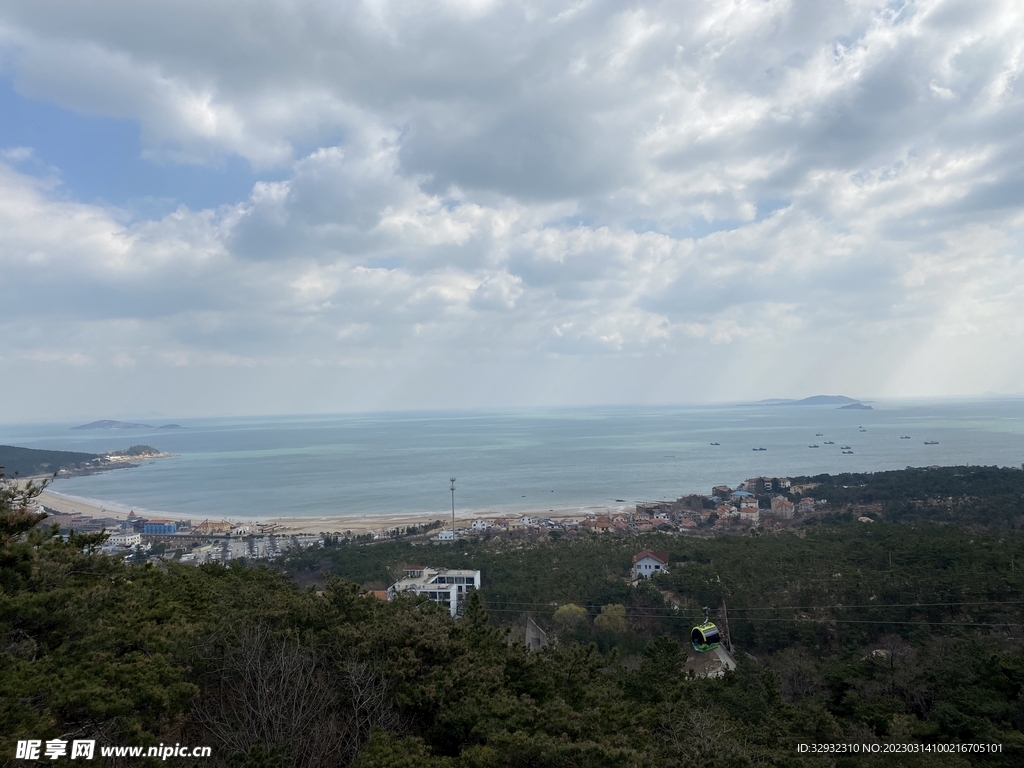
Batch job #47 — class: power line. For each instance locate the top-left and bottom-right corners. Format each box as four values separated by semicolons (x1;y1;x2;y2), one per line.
481;598;1024;611
480;607;1020;628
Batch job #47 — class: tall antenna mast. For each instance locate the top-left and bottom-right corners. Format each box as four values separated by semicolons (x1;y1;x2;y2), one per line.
450;477;456;540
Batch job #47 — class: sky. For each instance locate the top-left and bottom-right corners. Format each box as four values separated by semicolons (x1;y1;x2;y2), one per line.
2;0;1023;423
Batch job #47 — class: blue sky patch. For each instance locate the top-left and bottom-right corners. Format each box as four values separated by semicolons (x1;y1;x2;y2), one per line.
0;80;268;217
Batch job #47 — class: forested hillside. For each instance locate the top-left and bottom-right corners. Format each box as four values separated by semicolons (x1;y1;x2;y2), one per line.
4;468;1024;766
0;445;99;477
792;465;1024;530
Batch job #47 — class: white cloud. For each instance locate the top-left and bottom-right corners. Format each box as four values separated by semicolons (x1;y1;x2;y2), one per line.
1;146;33;161
2;0;1024;418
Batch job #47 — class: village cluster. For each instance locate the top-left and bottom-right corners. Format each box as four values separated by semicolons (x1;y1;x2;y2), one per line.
435;475;827;541
35;508;319;565
31;475;828;566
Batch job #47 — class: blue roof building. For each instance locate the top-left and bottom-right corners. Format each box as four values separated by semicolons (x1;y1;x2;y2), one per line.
143;522;177;534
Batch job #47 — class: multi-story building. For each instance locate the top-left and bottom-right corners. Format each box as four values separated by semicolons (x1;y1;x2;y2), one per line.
142;521;177;534
769;496;795;518
108;532;142;547
388;565;482;617
674;495;705;513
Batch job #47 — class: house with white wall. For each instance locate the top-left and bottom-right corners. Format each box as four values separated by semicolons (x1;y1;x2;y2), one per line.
631;549;670;581
388;565;482;617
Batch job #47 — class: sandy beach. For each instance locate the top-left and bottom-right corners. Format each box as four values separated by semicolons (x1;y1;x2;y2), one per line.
35;489;630;536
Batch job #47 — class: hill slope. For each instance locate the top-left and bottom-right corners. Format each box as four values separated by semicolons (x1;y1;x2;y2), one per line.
0;445;100;476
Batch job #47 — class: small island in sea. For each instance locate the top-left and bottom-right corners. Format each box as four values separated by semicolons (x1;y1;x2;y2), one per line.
839;402;873;410
757;394;863;406
72;420;154;430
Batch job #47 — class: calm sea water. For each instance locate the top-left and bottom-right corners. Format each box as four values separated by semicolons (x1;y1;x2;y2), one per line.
3;400;1024;519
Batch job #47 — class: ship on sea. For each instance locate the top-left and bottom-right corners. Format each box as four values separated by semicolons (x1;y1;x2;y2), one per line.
752;447;767;451
824;441;834;445
925;440;939;445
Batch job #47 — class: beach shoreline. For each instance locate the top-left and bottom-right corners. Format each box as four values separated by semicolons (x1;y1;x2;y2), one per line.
35;489;630;536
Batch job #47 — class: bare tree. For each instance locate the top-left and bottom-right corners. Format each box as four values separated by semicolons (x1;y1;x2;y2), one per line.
336;658;402;757
194;624;397;767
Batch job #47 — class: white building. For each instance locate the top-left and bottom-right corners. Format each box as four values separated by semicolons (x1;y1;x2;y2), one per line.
108;532;142;547
388;565;482;617
631;549;670;581
471;519;490;532
436;529;455;541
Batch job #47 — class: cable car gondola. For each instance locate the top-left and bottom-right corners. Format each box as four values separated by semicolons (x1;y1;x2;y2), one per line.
691;609;721;653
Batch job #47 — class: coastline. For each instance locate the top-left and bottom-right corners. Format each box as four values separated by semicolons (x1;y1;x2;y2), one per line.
35;489;629;536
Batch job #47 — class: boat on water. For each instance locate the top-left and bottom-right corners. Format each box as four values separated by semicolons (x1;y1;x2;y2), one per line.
815;433;823;436
710;442;720;446
808;444;819;448
752;447;767;451
823;441;834;445
924;440;939;445
840;445;851;449
900;435;911;439
842;450;854;454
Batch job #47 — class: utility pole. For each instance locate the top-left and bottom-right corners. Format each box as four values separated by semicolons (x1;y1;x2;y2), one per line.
721;597;732;652
450;477;456;540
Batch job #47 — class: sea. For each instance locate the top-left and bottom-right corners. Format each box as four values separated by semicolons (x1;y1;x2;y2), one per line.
2;399;1024;520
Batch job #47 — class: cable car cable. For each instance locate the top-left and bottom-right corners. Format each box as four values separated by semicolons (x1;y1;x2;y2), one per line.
479;607;1020;628
480;598;1024;611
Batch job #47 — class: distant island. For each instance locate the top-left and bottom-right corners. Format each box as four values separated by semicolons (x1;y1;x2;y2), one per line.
757;395;863;406
71;420;182;430
72;420;153;430
839;402;873;410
